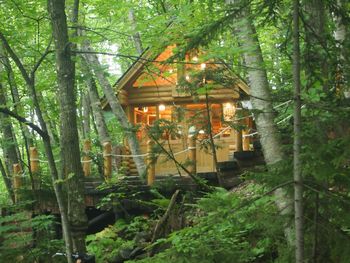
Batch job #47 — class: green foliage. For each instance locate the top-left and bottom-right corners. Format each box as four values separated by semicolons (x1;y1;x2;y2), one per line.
127;185;289;263
86;216;152;263
86;223;135;263
0;208;63;262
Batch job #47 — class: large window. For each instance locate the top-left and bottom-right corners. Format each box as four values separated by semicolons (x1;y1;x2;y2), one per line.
133;103;231;141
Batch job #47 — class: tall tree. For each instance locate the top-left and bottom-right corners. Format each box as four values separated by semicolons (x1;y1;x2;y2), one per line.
80;58;110;144
226;0;293;244
292;0;304;261
47;0;88;253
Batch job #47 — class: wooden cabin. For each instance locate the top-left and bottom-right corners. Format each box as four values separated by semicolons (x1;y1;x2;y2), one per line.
106;46;254;177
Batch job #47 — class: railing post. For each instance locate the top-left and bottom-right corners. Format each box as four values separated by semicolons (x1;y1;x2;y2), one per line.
13;163;22;203
30;147;39;173
147;140;155;185
187;135;197;175
30;147;40;189
103;141;112;181
83;139;92;177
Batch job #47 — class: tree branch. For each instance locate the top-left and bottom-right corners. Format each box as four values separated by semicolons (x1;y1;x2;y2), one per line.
0;32;32;85
31;37;53;77
0;107;49;140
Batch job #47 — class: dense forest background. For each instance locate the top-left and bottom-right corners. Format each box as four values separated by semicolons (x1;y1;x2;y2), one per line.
0;0;350;262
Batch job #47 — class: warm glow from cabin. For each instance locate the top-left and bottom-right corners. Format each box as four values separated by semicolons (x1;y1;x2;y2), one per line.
223;102;235;121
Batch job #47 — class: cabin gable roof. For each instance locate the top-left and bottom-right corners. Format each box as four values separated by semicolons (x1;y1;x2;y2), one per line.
109;45;250;107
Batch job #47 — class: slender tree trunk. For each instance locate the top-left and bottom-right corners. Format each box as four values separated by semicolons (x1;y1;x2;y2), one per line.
128;8;144;55
0;45;34;148
226;0;293;244
293;1;304;262
0;84;20;175
0;158;14;203
80;58;110;144
48;0;88;253
82;92;91;138
82;42;147;177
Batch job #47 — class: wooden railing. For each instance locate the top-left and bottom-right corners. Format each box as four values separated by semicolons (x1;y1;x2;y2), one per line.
11;127;250;202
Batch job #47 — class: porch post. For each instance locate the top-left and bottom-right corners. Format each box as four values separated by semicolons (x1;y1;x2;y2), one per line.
30;147;40;189
83;139;92;177
147;140;155;185
13;163;22;203
103;141;112;181
187;135;197;175
235;128;243;152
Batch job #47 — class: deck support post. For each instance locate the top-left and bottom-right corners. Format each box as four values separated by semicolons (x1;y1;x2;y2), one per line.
188;135;197;175
30;147;40;189
13;163;22;203
83;139;92;177
103;141;112;181
147;140;155;185
235;128;243;152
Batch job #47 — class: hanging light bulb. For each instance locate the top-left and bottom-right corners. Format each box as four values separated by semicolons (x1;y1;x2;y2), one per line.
159;104;165;111
143;107;148;113
200;63;206;70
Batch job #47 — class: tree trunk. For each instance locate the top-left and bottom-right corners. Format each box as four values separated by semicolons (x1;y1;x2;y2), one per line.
0;44;34;148
82;92;91;139
82;42;147;177
292;0;304;261
48;0;88;254
128;8;144;55
226;0;293;244
80;58;110;144
0;158;14;203
0;83;20;177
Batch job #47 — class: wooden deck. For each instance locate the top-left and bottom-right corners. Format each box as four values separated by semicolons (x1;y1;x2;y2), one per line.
32;150;264;214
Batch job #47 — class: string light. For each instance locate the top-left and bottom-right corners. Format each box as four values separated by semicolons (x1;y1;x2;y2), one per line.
159;104;165;111
200;63;206;70
143;107;148;113
192;56;198;62
185;75;190;81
